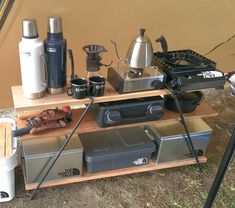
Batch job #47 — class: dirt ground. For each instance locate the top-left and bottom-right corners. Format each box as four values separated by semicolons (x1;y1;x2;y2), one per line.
0;88;235;208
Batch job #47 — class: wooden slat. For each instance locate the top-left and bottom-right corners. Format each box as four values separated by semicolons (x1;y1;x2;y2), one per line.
23;156;207;190
17;102;218;140
0;122;13;157
0;123;5;157
11;82;170;112
5;122;12;157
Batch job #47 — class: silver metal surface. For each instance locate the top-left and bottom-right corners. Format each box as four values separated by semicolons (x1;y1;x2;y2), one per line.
48;17;62;33
22;19;38;38
47;87;66;94
109;65;165;93
144;119;212;163
126;28;153;68
24;90;46;99
229;75;235;96
22;135;83;183
111;28;153;68
117;65;160;79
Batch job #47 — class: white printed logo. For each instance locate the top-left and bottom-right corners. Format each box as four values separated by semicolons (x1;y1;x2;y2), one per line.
47;48;57;52
133;158;148;165
197;71;223;79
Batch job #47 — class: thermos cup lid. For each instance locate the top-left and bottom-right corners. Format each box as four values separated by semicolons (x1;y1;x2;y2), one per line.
22;19;38;39
48;17;62;33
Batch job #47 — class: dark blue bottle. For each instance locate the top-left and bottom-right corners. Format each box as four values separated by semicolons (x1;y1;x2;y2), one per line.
44;17;67;94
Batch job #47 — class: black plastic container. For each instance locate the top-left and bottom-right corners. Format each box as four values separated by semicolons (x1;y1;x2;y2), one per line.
79;127;156;173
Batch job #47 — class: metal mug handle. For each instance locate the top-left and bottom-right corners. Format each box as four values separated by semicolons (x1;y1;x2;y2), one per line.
40;53;48;87
67;87;74;96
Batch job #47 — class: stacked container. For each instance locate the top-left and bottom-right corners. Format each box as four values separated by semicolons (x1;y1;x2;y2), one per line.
143;118;212;163
0;118;17;202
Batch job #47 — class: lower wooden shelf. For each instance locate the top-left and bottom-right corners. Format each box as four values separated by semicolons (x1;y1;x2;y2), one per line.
18;102;217;140
23;156;207;190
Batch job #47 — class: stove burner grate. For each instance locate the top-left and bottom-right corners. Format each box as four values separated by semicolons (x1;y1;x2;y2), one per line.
155;50;216;73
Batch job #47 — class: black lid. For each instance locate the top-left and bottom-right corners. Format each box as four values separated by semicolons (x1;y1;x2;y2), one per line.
79;127;156;162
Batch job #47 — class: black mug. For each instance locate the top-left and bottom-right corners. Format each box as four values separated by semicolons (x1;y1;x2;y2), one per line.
89;75;106;97
67;78;88;99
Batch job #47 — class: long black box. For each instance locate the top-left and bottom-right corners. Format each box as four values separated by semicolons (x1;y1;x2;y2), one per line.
89;96;164;128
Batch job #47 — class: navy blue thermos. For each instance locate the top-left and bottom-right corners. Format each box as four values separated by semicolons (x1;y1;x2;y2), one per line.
44;17;67;94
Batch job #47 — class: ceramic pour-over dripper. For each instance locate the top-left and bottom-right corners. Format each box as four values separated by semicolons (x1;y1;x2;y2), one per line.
82;44;112;72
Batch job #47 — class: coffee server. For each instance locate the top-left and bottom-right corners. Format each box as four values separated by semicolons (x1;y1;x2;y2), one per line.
19;19;47;99
44;17;67;94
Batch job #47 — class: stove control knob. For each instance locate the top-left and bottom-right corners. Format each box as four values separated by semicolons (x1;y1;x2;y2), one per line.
105;110;121;124
151;80;163;89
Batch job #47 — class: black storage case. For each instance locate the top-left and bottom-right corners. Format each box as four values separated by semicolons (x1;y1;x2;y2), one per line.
79;127;156;173
89;96;164;128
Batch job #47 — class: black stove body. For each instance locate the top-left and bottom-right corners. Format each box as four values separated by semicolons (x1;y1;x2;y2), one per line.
90;96;164;128
154;50;226;92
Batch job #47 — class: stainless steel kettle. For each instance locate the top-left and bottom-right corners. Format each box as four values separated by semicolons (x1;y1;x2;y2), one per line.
111;28;153;68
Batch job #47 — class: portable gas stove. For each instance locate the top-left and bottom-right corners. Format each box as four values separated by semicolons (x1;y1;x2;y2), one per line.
154;50;226;92
107;65;166;94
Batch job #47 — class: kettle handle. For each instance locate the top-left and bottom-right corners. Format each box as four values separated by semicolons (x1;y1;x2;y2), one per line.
110;40;127;63
156;35;168;55
99;60;113;67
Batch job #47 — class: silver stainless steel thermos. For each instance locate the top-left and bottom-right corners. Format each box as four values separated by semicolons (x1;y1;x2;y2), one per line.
44;17;67;94
19;19;47;99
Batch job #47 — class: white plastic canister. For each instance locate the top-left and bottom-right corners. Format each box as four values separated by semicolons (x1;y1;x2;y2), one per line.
0;118;17;202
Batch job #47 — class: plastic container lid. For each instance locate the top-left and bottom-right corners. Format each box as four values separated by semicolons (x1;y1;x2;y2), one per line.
79;127;156;162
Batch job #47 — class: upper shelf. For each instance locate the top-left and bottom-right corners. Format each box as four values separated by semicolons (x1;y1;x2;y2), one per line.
11;82;170;112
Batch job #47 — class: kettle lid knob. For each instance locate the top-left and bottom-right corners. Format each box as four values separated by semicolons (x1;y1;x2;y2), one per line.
135;28;150;43
140;28;146;37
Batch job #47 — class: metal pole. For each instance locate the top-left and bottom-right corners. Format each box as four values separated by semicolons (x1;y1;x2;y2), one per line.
204;129;235;208
29;97;94;200
171;91;203;172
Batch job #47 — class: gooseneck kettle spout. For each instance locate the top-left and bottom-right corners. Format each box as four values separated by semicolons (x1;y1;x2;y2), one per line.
110;40;127;63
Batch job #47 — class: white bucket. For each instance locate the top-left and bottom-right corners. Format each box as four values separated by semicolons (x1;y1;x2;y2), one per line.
0;117;17;202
